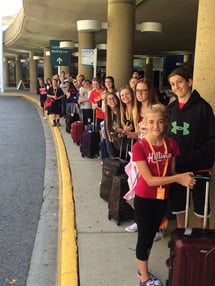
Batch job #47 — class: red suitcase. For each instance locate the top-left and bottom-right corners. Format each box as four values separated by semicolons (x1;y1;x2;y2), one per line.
70;121;85;145
166;175;215;286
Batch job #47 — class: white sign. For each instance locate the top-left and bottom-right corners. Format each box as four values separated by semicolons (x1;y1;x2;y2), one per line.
81;48;94;66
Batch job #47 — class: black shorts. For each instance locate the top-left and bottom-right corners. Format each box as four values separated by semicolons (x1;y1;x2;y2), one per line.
50;100;62;115
40;95;47;108
171;172;211;217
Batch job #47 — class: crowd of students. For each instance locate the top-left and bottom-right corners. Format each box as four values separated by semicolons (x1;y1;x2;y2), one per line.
37;67;215;286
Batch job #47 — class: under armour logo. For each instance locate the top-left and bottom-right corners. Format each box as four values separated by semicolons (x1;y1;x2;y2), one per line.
171;121;190;135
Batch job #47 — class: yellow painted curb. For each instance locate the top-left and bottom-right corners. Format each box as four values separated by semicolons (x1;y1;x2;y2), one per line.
51;121;78;286
0;93;78;286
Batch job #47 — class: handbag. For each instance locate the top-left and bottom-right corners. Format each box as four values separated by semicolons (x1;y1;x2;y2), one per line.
123;140;144;207
123;151;139;207
44;98;54;109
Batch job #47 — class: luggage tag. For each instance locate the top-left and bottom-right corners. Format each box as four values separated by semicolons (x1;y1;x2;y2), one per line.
156;186;165;200
184;227;192;236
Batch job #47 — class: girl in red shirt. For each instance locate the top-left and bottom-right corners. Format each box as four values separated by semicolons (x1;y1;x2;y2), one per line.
88;78;104;131
132;103;196;286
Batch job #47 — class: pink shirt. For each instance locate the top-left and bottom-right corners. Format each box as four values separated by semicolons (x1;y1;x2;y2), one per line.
132;137;180;199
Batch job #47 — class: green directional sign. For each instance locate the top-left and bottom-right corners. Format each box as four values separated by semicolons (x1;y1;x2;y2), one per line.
50;40;70;66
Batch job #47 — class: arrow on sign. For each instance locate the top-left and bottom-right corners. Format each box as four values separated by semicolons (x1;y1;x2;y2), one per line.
56;57;63;64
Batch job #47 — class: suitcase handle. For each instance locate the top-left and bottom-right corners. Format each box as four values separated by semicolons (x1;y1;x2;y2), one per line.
185;175;211;229
192;174;211;181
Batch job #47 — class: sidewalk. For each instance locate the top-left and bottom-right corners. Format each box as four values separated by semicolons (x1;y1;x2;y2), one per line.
60;121;172;286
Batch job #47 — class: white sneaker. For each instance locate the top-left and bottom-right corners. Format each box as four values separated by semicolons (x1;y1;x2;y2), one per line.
125;222;137;233
153;232;161;242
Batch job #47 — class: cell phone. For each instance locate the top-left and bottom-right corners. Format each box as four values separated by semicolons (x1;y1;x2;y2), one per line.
125;120;131;126
110;131;118;135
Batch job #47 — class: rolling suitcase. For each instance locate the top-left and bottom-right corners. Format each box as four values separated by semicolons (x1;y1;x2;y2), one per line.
100;139;132;201
65;113;80;133
79;110;100;158
166;175;215;286
108;174;134;225
70;121;85;145
100;157;128;201
79;130;100;158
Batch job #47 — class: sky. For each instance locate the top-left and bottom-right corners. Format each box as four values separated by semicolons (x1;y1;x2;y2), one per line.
0;0;22;17
1;0;23;30
1;0;22;91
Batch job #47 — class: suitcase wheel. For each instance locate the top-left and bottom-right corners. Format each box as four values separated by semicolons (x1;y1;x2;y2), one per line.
108;212;111;220
116;215;121;226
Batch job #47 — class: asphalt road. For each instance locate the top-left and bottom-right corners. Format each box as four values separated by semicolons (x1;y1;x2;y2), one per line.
0;96;45;286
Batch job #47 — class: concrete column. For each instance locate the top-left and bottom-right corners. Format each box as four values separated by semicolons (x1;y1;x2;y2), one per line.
15;55;22;86
43;48;53;81
183;54;193;69
193;0;215;110
78;32;94;79
71;59;78;78
3;57;9;88
192;0;215;228
145;57;153;80
106;0;135;89
159;71;164;91
59;66;70;78
29;52;37;93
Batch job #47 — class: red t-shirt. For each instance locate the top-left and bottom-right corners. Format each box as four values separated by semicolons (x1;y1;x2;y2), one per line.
88;89;104;119
132;137;180;199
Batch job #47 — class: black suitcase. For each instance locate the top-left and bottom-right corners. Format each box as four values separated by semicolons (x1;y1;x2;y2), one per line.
108;174;134;225
65;113;79;133
100;157;128;201
166;175;215;286
99;138;132;201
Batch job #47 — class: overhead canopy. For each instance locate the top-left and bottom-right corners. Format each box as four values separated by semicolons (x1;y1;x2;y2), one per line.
3;0;198;59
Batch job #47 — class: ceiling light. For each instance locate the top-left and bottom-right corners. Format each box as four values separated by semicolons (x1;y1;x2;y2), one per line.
96;44;107;50
60;41;74;49
33;56;41;60
137;22;162;33
72;52;78;57
77;19;101;32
